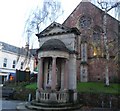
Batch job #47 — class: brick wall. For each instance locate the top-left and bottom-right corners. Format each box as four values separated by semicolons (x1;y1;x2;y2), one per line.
63;2;119;82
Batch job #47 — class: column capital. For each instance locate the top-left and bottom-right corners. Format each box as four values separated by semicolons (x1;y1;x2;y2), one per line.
52;56;57;59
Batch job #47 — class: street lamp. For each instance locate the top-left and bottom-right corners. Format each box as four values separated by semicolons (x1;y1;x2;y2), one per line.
97;0;120;86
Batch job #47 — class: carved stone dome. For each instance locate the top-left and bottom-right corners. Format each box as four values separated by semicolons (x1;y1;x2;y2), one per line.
38;39;69;52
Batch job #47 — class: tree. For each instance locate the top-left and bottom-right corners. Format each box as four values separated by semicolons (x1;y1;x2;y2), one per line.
92;0;120;20
95;0;120;86
24;0;64;46
22;0;63;67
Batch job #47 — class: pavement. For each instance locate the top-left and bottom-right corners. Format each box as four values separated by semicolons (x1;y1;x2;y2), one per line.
1;99;119;111
1;100;33;111
16;101;28;110
1;99;27;111
16;102;119;111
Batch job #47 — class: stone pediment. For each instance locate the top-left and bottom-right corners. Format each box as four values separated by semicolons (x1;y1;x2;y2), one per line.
36;22;78;38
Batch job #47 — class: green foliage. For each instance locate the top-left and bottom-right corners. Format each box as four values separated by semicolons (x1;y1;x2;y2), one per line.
22;82;120;94
110;76;120;83
77;82;119;94
25;83;37;90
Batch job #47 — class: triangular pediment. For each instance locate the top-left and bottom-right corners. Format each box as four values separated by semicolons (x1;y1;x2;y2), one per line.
47;27;66;34
37;22;72;37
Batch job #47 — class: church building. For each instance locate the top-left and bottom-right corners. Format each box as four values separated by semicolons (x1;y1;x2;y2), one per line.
63;1;119;82
26;1;119;110
37;1;119;84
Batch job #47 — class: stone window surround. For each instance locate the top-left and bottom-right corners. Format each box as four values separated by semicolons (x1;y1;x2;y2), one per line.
81;43;87;62
79;15;92;28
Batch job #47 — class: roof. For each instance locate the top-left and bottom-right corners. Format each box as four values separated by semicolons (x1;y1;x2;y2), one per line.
0;41;37;56
37;39;70;52
63;1;119;25
36;22;80;38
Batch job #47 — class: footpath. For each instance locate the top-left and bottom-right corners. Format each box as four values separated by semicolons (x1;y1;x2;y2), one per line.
16;102;119;111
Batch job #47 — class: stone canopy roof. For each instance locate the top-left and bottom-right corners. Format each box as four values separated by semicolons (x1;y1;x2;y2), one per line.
37;39;70;52
36;22;80;38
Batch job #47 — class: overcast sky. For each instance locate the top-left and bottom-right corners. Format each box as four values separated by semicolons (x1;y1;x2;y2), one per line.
0;0;118;48
0;0;82;48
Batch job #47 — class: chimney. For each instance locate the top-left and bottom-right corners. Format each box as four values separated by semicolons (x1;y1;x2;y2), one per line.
25;42;29;51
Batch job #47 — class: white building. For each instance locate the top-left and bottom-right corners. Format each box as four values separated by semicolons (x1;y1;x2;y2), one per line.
0;41;36;83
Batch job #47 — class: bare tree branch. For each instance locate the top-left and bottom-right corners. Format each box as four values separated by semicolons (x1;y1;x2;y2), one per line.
24;0;64;41
22;0;64;67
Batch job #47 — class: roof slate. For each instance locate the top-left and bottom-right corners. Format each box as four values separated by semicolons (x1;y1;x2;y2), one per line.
0;41;37;56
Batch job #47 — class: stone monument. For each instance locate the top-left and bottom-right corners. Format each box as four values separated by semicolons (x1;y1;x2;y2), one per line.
26;22;81;110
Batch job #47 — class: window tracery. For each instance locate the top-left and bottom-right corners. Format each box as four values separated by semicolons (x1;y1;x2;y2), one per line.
92;26;102;43
79;15;91;28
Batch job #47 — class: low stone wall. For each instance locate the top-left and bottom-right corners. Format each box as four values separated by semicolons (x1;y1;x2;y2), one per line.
78;92;120;109
36;90;78;103
13;88;36;101
37;90;69;103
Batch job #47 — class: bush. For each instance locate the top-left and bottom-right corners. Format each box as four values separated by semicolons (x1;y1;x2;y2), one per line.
110;76;120;83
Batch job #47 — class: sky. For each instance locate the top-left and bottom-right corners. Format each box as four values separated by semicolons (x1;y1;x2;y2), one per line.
0;0;82;48
0;0;118;49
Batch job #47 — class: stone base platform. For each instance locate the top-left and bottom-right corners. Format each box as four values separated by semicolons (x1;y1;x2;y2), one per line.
25;100;82;111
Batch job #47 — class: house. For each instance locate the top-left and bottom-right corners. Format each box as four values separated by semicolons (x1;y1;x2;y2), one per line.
0;41;36;83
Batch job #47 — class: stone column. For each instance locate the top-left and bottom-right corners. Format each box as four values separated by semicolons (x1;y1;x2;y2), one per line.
84;43;87;62
81;44;84;62
44;61;48;89
51;57;57;90
61;61;64;90
64;59;69;90
37;57;43;91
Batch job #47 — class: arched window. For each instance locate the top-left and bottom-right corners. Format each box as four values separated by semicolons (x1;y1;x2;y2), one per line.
79;15;91;28
93;31;101;42
82;44;87;62
92;26;103;57
93;26;102;42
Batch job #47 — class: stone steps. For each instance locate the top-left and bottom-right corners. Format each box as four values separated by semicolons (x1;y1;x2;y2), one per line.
25;101;82;111
31;100;77;107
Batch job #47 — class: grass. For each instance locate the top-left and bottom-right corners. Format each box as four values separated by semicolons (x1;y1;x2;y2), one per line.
25;82;120;94
25;83;37;90
77;82;120;94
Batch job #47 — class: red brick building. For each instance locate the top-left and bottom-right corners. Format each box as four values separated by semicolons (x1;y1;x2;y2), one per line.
32;1;119;108
63;1;119;82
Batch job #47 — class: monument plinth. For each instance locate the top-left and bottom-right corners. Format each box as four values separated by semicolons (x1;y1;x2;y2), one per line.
26;22;82;110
